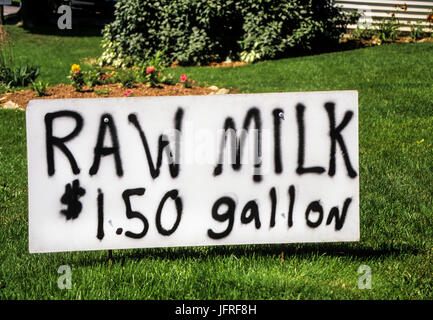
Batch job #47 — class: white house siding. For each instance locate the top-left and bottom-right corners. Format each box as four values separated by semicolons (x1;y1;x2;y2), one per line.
334;0;433;31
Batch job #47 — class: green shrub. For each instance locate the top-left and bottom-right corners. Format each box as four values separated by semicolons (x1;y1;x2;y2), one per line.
99;0;359;66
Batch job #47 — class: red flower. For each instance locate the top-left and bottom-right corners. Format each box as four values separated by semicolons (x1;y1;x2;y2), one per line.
123;89;133;96
180;74;187;83
146;66;156;74
428;14;433;22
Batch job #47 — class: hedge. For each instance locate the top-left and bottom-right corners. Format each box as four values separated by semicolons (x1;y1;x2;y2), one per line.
99;0;359;67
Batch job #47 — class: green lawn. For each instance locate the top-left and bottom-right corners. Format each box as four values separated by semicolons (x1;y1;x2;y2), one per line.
3;26;103;86
0;26;433;299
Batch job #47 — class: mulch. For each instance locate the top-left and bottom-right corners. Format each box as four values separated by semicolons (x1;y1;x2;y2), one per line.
169;60;247;68
0;83;220;110
340;36;433;47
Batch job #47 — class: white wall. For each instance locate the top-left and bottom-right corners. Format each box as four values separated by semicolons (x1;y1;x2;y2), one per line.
334;0;433;31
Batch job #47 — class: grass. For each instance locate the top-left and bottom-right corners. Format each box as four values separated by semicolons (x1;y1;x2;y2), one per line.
1;26;433;299
2;26;103;88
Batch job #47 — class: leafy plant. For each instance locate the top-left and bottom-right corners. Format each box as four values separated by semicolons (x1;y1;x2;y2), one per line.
141;51;168;87
409;21;425;41
427;10;433;38
159;72;175;85
351;24;375;41
0;67;14;86
144;66;158;88
97;38;130;68
179;73;195;88
67;64;85;91
0;26;40;87
99;0;359;66
0;81;12;94
144;50;167;72
85;69;103;87
0;64;40;87
239;41;261;63
119;71;136;88
31;80;49;97
376;17;400;43
428;10;433;24
13;65;40;87
85;68;116;87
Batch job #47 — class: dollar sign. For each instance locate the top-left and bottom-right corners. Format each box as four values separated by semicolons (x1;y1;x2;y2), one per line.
60;179;86;220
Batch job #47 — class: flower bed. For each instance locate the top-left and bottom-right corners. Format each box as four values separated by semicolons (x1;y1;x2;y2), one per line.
0;62;231;110
0;82;220;110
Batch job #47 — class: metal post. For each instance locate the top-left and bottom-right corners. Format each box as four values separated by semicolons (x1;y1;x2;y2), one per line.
0;6;4;25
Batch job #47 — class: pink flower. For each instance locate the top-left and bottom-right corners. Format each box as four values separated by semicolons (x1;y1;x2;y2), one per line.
180;74;187;83
146;66;156;74
73;71;79;75
101;74;107;80
123;89;133;96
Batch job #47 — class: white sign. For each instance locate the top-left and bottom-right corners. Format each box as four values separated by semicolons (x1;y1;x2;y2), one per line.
26;91;359;253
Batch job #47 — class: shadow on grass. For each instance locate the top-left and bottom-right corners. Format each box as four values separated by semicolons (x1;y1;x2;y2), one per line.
5;12;367;61
17;25;104;38
70;242;423;267
4;12;107;37
285;40;368;59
